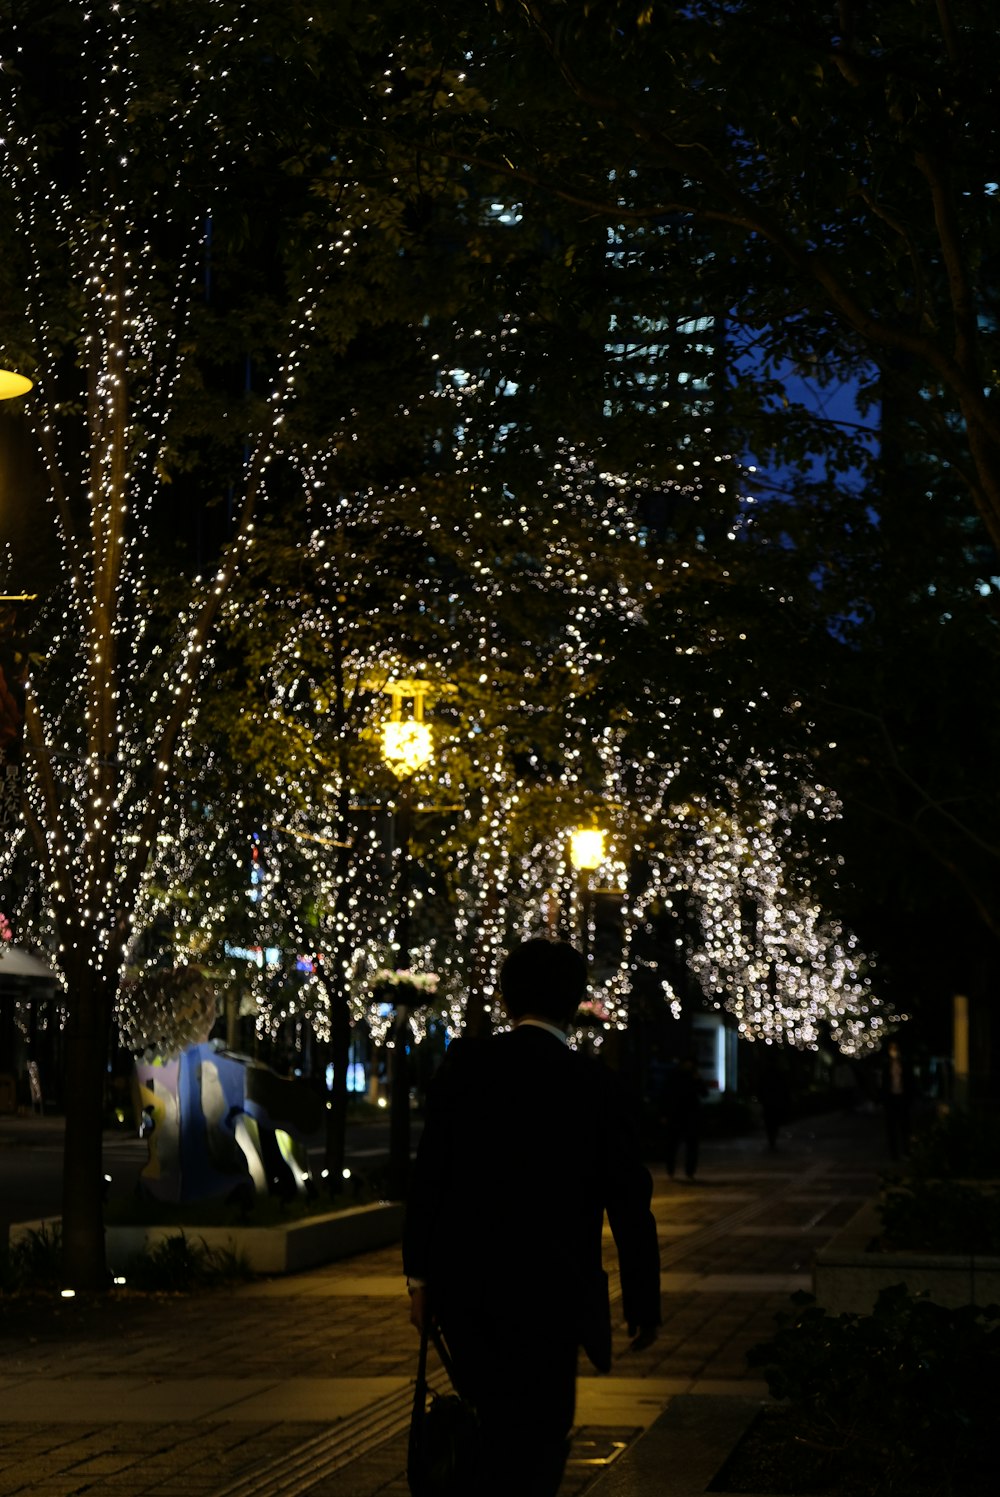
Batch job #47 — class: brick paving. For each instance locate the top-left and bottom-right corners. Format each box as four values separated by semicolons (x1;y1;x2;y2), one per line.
0;1108;889;1496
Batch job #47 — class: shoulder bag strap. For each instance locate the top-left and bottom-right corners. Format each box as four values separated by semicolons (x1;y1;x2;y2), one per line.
430;1325;476;1405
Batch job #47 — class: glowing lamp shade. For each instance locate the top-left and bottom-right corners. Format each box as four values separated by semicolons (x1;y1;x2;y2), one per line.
0;369;33;400
382;719;433;777
569;828;605;871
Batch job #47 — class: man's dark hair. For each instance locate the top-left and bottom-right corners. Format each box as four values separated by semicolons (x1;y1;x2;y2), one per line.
499;938;586;1025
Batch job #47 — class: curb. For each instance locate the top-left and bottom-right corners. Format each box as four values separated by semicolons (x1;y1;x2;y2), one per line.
813;1198;1000;1313
8;1200;405;1275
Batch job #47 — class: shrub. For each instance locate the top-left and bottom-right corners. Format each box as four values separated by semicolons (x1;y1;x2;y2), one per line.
746;1286;999;1496
121;1232;252;1292
879;1180;1000;1254
876;1108;1000;1254
0;1221;251;1296
0;1223;64;1292
903;1108;1000;1182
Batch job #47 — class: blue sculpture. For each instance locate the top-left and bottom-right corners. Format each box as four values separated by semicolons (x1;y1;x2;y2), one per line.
133;1042;324;1204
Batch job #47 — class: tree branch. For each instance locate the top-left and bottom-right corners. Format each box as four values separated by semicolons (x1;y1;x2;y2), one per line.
914;148;982;378
503;0;1000;543
934;0;962;63
850;789;1000;941
822;697;1000;861
22;690;63;897
430;145;750;227
852;187;930;331
118;438;270;916
29;417;84;597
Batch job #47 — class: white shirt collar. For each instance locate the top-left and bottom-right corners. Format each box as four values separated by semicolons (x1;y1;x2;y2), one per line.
514;1017;569;1046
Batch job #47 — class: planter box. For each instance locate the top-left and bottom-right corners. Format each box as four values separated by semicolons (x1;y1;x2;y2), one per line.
9;1201;405;1276
813;1198;1000;1314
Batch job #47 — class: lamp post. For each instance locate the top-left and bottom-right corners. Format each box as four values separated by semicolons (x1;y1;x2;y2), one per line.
569;825;606;967
1;365;36;831
378;679;438;1199
1;369;36;607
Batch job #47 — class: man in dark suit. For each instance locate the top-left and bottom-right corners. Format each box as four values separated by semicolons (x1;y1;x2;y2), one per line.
403;938;661;1497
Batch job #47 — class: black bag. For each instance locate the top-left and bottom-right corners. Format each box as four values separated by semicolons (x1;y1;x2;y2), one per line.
577;1268;612;1373
407;1319;480;1497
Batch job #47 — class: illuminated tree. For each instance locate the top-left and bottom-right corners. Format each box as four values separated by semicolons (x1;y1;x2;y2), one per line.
0;1;909;1297
432;749;890;1057
0;0;500;1285
0;1;276;1285
152;439;692;1105
372;0;1000;990
659;783;888;1055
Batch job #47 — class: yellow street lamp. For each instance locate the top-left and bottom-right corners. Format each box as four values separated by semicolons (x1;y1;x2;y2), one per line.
380;679;435;778
569;826;606;873
372;674;452;1197
0;369;33;400
569;822;606;969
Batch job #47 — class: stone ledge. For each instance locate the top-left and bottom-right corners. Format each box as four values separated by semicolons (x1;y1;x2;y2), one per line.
9;1200;405;1276
813;1198;1000;1313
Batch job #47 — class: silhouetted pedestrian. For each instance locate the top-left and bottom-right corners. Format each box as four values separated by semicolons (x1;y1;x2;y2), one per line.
881;1038;913;1160
755;1052;790;1151
404;938;661;1497
659;1055;707;1180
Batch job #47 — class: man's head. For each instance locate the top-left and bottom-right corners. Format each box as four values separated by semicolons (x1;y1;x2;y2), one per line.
499;938;587;1027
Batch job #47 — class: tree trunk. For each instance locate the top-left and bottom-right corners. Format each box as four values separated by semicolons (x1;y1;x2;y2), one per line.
60;968;114;1290
324;981;352;1194
962;409;1000;559
387;1005;412;1198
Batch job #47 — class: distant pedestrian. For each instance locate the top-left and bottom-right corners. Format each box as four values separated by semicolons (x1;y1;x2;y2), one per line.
659;1054;707;1180
755;1052;791;1151
832;1057;858;1111
881;1038;913;1160
403;937;661;1497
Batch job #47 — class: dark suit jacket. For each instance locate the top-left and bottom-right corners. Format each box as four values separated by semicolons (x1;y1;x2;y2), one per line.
403;1026;661;1371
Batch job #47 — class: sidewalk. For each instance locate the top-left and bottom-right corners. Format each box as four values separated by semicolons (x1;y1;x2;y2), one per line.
0;1108;887;1497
